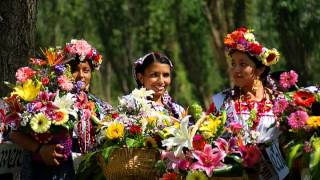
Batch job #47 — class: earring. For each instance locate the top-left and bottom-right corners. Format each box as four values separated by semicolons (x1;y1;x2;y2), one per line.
252;77;262;92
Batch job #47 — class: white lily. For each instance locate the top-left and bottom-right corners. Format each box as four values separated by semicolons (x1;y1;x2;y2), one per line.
53;92;77;119
161;115;194;157
131;88;154;100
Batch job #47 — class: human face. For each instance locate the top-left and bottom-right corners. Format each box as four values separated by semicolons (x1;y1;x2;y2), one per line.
230;51;260;89
72;61;92;91
137;62;171;100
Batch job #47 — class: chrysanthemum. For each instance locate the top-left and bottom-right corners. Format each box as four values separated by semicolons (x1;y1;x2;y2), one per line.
30;113;51;133
288;110;309;129
279;70;298;89
186;171;208;180
306;116;320;128
105;122;124;140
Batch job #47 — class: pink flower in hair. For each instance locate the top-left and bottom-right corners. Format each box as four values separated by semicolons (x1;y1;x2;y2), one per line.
279;70;298;89
65;39;92;60
16;67;36;83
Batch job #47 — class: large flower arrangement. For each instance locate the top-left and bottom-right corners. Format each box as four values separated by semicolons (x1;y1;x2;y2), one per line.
273;70;320;177
157;105;252;179
95;88;176;150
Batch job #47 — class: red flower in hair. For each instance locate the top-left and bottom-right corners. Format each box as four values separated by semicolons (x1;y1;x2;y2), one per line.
249;43;263;55
293;91;316;107
236;27;248;32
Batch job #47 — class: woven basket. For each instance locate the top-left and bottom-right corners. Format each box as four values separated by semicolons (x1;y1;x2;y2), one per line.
98;148;160;180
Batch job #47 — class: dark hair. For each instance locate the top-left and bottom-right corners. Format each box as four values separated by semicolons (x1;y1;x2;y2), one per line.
134;52;173;87
68;56;95;73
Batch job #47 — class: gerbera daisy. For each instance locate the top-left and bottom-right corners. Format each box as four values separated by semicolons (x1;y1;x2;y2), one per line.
144;137;157;148
287;110;309;129
105;122;124;140
279;70;298;89
306;116;320;128
293;91;316;107
51;109;69;125
30;113;51;133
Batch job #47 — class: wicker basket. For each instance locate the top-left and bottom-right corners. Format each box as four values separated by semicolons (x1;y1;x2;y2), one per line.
98;148;160;180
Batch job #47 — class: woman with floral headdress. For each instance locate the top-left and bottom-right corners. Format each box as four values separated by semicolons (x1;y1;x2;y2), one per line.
9;39;113;180
130;52;184;119
207;28;288;179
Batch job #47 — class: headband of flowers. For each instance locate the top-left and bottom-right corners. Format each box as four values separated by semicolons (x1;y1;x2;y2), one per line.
224;27;280;66
64;39;103;70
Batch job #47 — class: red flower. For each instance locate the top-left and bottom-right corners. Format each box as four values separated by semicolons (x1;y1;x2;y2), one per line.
41;77;50;85
249;43;263;55
162;172;177;180
293;91;316;107
240;144;261;168
192;134;206;151
111;113;119;119
129;125;142;136
236;27;248;32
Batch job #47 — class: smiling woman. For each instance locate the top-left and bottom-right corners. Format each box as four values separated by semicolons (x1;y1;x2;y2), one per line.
132;52;184;119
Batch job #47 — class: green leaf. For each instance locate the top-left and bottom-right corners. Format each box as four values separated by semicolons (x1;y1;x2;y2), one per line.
125;137;143;148
287;143;303;169
310;138;320;170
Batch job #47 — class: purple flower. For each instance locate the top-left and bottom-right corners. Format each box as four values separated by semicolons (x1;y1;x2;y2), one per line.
75;81;85;92
288;110;309;129
54;64;66;75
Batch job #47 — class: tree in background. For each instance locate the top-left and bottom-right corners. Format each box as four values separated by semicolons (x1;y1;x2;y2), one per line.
0;0;37;97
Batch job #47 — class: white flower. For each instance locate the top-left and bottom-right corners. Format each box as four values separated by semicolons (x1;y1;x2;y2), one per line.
53;92;77;118
161;116;194;157
131;88;154;100
244;32;255;42
21;112;32;126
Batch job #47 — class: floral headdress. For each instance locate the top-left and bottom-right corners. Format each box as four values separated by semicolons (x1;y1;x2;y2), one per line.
64;39;103;70
224;27;280;66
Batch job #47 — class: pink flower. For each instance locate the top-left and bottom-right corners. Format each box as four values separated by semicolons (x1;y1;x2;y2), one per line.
15;67;36;83
229;122;243;134
177;159;190;170
57;75;73;91
65;40;92;60
214;137;241;156
190;144;225;177
279;70;298;89
288;110;309;129
273;98;289;115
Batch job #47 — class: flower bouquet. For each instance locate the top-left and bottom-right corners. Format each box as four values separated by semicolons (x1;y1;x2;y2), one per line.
157;104;249;180
273;70;320;178
92;88;178;179
1;45;97;161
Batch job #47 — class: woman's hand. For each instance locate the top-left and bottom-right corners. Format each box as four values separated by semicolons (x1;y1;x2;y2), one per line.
38;144;64;166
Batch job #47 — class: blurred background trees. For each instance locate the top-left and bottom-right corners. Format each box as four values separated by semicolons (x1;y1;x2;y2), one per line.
2;0;320;109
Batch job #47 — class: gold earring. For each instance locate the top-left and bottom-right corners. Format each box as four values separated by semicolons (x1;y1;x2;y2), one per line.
252;77;261;92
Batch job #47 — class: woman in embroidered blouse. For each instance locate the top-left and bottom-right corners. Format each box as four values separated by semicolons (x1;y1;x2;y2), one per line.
131;52;184;119
207;28;287;179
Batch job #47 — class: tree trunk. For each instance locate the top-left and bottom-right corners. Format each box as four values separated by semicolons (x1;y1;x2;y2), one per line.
0;0;37;97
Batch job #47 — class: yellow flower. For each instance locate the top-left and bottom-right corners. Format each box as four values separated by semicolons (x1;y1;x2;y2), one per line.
12;79;41;101
30;113;51;133
186;171;208;180
307;116;320;128
105;122;124;140
144;137;157;148
261;48;280;66
52;109;68;125
244;32;255;42
199;115;221;139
